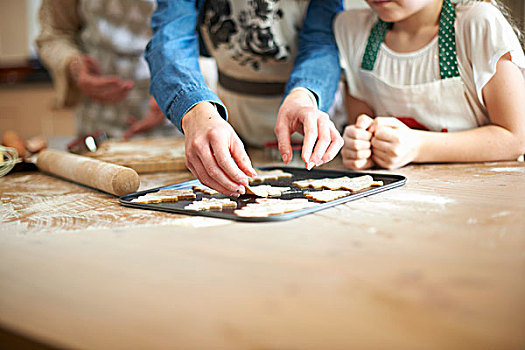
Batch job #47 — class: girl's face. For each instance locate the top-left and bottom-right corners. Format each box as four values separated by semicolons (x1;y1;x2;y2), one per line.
365;0;438;23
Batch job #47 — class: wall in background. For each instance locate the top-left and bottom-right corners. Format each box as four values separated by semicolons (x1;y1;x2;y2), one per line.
26;0;42;58
0;0;41;66
0;1;29;66
512;0;524;29
0;86;75;139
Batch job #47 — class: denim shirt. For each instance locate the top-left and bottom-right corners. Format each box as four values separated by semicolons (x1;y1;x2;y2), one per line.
146;0;342;132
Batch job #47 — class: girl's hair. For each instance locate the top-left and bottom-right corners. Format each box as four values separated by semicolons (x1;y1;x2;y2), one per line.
456;0;524;49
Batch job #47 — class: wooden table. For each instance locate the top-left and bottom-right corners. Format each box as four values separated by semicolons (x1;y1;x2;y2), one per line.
1;151;524;349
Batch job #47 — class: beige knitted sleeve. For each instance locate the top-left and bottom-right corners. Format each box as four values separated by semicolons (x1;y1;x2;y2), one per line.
36;0;82;108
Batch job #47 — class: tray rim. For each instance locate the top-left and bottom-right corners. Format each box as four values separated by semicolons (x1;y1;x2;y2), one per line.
119;166;407;222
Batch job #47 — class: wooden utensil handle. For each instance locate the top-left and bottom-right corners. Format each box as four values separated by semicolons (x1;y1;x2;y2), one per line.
36;149;140;196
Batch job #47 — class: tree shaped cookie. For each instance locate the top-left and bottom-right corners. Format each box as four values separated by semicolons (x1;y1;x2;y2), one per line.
184;198;238;211
234;198;318;217
249;169;293;184
245;185;291;197
131;189;196;203
293;175;382;192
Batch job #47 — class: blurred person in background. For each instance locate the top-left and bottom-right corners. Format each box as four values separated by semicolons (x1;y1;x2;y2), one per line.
36;0;180;139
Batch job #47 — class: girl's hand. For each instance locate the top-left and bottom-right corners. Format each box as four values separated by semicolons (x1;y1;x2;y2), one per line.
371;117;422;169
341;114;375;169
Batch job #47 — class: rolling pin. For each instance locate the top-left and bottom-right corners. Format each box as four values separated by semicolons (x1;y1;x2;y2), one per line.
36;149;140;196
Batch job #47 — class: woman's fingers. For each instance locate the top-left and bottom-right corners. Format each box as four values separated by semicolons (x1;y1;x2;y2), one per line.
185;151;237;196
183;103;255;196
321;125;345;163
309;114;332;166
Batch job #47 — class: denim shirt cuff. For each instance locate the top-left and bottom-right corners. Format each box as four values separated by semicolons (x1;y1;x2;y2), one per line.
285;78;327;111
167;86;228;133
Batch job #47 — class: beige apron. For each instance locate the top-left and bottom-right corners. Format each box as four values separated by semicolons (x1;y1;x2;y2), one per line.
200;0;310;147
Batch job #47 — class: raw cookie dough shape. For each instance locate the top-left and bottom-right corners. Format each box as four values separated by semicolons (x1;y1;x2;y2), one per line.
249;169;293;184
245;185;290;197
184;197;238;211
304;190;351;202
131;189;196;203
234;198;318;217
293;175;383;192
193;184;219;195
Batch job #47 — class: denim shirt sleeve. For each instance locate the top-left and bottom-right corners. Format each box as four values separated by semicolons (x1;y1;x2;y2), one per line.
145;0;227;133
284;0;343;113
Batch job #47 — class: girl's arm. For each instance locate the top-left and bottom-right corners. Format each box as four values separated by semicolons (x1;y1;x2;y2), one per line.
371;54;525;169
415;53;525;163
344;90;374;125
341;90;376;170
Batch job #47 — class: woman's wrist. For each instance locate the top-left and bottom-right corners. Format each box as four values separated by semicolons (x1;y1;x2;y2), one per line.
181;101;221;134
289;87;318;109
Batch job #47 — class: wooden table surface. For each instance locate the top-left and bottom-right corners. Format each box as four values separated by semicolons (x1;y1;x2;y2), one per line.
1;150;524;349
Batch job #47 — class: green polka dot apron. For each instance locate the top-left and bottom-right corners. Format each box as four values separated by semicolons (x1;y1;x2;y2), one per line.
359;0;478;132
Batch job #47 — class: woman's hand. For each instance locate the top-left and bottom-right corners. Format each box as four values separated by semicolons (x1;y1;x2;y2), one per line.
182;102;257;196
341;114;375;170
276;89;343;169
123;97;166;139
69;55;134;104
370;117;422;169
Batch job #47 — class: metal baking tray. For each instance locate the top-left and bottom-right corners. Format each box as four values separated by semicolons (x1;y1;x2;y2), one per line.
119;166;406;222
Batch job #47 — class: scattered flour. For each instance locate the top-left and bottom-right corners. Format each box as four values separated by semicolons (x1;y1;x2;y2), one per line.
366;227;377;235
491;211;510;218
394;192;455;206
488;167;525;173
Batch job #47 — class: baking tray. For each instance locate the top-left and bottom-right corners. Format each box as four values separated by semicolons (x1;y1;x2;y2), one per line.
119;166;406;222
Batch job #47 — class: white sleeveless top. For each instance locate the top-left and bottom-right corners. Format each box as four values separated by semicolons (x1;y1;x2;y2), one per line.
334;2;525;129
